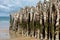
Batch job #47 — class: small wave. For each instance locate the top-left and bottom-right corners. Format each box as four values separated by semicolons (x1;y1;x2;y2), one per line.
0;21;9;23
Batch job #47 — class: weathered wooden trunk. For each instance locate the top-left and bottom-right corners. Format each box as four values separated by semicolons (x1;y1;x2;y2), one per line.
9;0;60;40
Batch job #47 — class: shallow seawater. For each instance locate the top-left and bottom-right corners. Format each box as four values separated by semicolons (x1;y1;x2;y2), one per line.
0;21;10;40
0;21;20;40
0;21;9;30
0;30;10;39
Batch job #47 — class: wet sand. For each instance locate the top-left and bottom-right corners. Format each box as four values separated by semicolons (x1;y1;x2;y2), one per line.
0;29;10;40
10;35;37;40
0;29;37;40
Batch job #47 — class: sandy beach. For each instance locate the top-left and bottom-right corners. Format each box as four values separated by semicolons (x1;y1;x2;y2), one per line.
0;29;10;40
0;29;38;40
0;21;37;40
10;36;38;40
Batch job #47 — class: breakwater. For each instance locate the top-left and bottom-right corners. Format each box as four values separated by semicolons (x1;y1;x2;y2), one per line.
9;0;60;40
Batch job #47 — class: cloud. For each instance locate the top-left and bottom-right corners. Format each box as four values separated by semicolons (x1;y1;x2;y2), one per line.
0;0;42;16
0;5;10;9
0;13;9;16
22;0;35;2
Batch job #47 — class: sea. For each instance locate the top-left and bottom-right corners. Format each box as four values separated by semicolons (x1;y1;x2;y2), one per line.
0;16;11;40
0;16;10;30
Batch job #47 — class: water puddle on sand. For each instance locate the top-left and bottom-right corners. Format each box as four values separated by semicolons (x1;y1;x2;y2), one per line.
0;30;38;40
0;30;10;40
0;30;21;40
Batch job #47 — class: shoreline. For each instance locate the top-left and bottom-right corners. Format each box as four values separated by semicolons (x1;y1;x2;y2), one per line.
0;29;10;40
0;29;38;40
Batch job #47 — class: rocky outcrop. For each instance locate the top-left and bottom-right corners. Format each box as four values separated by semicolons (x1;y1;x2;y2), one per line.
10;0;60;40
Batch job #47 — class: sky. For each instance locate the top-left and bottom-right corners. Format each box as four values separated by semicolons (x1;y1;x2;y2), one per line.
0;0;45;16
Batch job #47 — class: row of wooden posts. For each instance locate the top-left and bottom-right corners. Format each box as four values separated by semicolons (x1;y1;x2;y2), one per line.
10;10;60;40
9;1;60;40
